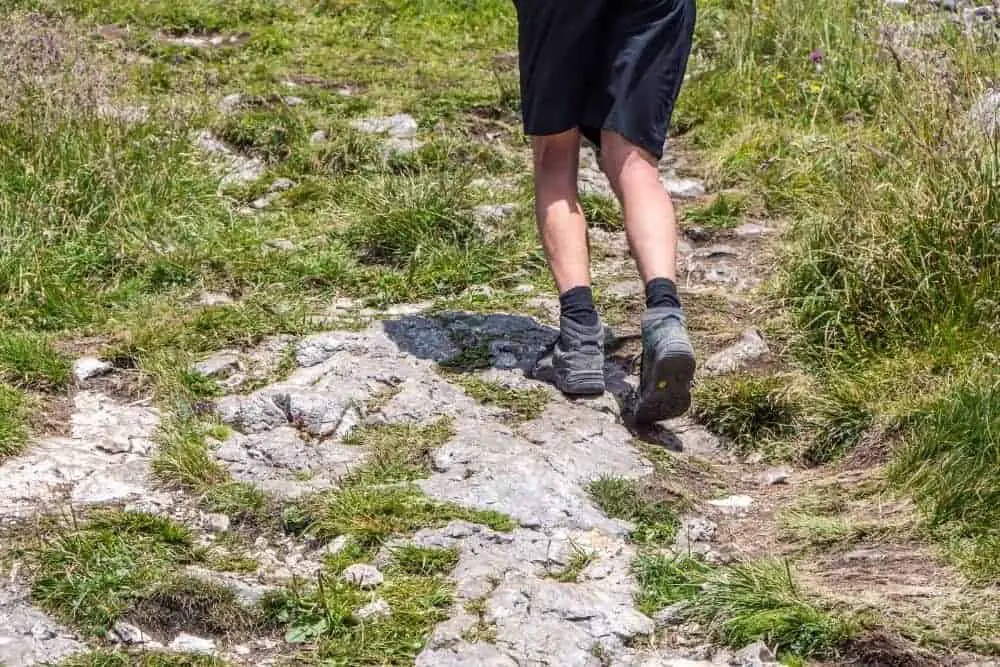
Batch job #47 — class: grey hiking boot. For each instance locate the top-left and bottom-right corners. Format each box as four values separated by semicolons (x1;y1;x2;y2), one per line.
551;316;606;396
634;307;696;423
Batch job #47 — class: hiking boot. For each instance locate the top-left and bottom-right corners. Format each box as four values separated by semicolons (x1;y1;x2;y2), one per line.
634;307;696;423
552;316;606;396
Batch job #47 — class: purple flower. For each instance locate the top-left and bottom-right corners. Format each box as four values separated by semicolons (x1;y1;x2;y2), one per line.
810;49;824;63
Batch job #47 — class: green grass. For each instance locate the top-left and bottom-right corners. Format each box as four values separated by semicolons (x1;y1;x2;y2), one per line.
448;375;550;422
0;4;540;411
389;545;460;577
0;332;71;389
692;374;800;457
636;556;857;660
689;560;859;659
153;417;277;527
25;510;267;638
342;418;454;486
300;484;514;549
129;574;267;637
261;555;457;660
889;377;1000;583
60;651;229;667
588;477;680;546
0;384;30;459
547;542;596;583
580;193;622;231
681;193;747;229
26;511;201;635
675;0;999;580
634;554;715;615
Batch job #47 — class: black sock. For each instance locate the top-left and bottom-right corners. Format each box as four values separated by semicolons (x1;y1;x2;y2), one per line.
645;278;681;310
559;286;599;327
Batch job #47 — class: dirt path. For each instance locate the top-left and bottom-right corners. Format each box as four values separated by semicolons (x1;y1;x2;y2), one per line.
1;72;997;667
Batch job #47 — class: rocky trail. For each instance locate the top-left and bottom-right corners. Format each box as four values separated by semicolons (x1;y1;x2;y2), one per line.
0;134;799;667
3;0;1000;663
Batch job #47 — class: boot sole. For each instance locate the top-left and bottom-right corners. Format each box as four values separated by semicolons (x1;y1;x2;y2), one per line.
555;370;606;397
634;351;695;423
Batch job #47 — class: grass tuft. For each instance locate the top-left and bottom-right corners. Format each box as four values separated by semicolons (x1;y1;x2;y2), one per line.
27;511;200;636
890;377;1000;583
588;477;680;545
389;545;460;577
261;567;454;659
59;650;229;667
301;484;514;549
449;375;550;422
342;418;454;486
690;560;858;659
692;374;800;457
0;384;30;459
128;575;267;637
0;332;72;390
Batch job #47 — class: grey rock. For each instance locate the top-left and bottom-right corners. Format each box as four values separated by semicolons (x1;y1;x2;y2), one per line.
473;204;518;237
213;426;364;497
216;393;289;433
264;238;296;251
310;129;329;144
204;512;231;533
198;291;234;306
29;622;57;641
732;222;774;238
684;225;714;242
73;357;112;383
342;564;384;589
664;418;723;457
183;566;276;605
218;93;245;114
353;598;392;622
707;495;754;515
296;333;346;367
194;130;264;189
326;535;351;555
731;641;778;666
250;192;280;210
287;391;358;437
0;391;160;519
0;586;84;666
761;466;793;486
970;89;1000;137
269;177;296;192
96;104;150;124
702;329;770;376
664;178;707;199
674;515;717;557
653;602;688;628
693;244;739;259
417;643;519;667
350;113;418;139
168;633;216;655
109;621;152;645
192;352;241;379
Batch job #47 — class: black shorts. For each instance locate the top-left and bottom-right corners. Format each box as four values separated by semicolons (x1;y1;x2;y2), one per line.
513;0;696;160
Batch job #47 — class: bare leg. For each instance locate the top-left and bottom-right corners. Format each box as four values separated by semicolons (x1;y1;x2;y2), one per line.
598;130;678;283
531;130;591;293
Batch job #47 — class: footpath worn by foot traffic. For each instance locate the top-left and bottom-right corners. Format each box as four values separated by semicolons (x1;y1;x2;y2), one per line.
0;137;794;667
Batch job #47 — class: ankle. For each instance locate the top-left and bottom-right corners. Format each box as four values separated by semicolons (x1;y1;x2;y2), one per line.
645;278;681;310
559;285;599;327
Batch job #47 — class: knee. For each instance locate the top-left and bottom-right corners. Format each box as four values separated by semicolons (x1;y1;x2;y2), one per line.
532;131;580;179
599;131;659;190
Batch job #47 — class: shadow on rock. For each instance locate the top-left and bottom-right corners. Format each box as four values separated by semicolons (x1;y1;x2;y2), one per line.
382;311;689;451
